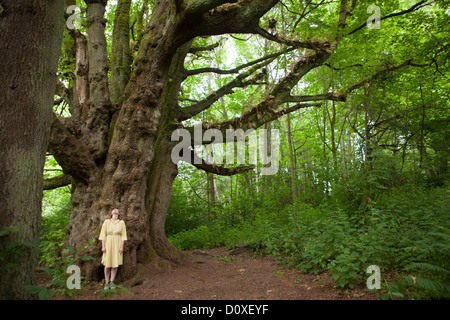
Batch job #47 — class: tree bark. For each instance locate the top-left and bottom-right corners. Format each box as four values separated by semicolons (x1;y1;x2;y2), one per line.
284;113;298;200
59;0;188;281
0;0;64;299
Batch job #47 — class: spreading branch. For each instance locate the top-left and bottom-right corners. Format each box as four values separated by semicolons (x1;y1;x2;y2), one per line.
289;58;435;105
190;150;254;176
179;51;284;121
181;39;333;142
253;26;317;49
189;42;220;54
186;102;321;145
43;174;72;190
185;46;294;78
286;93;347;103
347;0;431;36
324;62;363;71
340;58;432;97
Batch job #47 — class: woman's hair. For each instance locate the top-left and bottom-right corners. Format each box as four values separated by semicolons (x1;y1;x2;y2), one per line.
110;208;121;220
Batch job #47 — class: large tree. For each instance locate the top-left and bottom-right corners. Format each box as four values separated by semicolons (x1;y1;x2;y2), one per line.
47;0;442;281
0;0;64;299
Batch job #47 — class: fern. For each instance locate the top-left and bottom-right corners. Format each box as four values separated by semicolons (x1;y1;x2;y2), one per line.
403;276;450;295
405;262;450;275
403;262;450;299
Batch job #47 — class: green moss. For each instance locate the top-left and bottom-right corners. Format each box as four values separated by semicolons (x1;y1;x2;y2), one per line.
144;243;156;262
137;138;144;152
158;12;168;21
107;111;119;146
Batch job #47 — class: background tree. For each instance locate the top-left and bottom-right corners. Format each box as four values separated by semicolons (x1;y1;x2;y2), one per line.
0;0;65;299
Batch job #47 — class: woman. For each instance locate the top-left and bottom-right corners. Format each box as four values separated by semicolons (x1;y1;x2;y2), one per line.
98;208;127;290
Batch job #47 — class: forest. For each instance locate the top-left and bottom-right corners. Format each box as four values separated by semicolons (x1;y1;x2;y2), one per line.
0;0;449;300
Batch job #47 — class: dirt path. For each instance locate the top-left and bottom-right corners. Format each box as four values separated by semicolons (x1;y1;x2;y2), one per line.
129;246;376;300
39;246;377;300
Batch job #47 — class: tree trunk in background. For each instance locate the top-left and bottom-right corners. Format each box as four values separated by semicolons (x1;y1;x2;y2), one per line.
341;129;347;170
243;172;256;220
363;82;372;165
419;83;426;168
0;0;64;299
207;171;216;219
284;113;298;201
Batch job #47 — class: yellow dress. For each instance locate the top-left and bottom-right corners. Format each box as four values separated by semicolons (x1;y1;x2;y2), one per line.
98;219;127;268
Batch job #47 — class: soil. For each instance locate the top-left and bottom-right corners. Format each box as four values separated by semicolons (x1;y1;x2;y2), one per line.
36;246;378;300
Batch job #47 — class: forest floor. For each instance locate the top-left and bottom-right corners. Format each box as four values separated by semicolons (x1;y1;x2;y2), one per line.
37;246;378;300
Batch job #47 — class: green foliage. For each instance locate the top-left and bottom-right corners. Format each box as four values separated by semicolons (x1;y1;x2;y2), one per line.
0;226;35;272
383;262;450;300
26;246;93;300
94;283;134;299
39;199;70;266
23;284;55;301
170;181;450;297
165;173;209;237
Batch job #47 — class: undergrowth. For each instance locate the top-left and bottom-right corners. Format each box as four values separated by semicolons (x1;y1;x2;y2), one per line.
169;183;450;299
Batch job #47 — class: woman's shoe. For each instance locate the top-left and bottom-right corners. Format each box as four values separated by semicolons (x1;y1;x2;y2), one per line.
104;282;110;290
109;281;115;289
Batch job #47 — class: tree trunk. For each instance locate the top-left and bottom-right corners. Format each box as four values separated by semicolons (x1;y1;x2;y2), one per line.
243;172;256;220
284;113;298;200
60;1;190;281
207;172;216;219
0;0;64;299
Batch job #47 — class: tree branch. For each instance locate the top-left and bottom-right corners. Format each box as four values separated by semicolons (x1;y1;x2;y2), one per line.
48;113;97;184
324;62;363;70
55;79;72;110
270;41;333;101
182;40;333;141
286;92;347;103
187;102;321;145
189;42;220;53
190;150;254;176
185;0;239;17
185;46;294;78
347;0;430;36
341;59;414;96
180;0;279;39
179;51;282;121
43;174;72;190
253;26;317;49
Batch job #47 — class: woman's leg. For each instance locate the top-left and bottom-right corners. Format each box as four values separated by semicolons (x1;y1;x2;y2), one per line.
110;267;118;283
104;267;110;284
